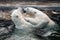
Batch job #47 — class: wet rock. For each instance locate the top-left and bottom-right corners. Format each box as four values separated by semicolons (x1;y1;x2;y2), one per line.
0;19;15;40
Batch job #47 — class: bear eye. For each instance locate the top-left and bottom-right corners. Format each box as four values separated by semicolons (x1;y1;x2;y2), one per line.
16;15;18;18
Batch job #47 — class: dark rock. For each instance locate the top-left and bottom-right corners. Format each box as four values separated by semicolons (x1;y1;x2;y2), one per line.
0;19;15;40
50;14;60;26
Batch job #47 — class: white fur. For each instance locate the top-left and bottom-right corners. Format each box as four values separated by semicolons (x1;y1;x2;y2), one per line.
7;7;59;40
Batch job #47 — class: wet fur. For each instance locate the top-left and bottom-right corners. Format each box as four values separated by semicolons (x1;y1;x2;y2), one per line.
5;7;59;40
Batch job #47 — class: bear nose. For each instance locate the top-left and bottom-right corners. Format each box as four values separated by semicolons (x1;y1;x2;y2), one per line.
22;8;26;13
23;7;29;13
23;9;26;13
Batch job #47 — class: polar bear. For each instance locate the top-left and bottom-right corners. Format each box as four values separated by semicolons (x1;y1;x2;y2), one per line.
5;7;59;40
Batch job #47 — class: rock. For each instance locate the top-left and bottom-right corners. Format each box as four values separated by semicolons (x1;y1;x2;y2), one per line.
0;19;15;40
